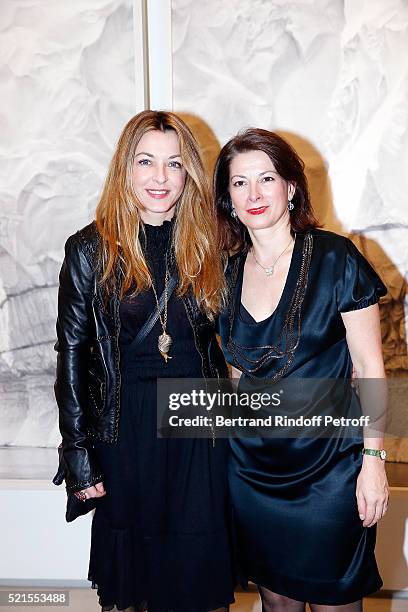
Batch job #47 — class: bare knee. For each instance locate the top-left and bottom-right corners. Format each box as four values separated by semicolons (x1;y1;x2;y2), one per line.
258;586;305;612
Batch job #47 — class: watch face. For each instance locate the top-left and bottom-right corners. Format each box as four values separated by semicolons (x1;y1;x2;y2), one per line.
380;450;387;460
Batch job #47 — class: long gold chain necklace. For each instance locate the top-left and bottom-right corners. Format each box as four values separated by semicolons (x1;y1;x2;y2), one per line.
150;257;172;362
251;236;294;276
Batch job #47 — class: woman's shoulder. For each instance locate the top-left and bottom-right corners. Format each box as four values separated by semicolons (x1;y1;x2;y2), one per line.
65;221;99;251
306;228;387;306
224;251;245;284
306;228;360;257
67;220;99;248
64;221;100;270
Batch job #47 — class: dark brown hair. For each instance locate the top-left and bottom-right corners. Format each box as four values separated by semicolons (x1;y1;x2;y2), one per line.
214;128;319;252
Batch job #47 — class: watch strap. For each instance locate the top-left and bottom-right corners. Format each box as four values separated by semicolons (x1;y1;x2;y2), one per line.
362;448;387;460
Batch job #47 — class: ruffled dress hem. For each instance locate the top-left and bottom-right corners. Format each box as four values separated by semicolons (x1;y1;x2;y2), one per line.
89;577;235;612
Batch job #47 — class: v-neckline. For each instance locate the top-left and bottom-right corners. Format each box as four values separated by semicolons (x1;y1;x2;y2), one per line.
237;233;301;325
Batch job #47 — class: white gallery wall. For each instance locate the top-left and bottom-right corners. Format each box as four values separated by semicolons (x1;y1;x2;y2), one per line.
0;0;407;459
172;0;408;460
0;0;136;446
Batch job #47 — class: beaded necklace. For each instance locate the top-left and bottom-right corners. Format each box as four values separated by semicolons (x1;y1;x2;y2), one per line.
226;233;313;381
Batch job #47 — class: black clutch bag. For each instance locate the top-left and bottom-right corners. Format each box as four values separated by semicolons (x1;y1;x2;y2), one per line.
53;446;99;523
65;493;97;523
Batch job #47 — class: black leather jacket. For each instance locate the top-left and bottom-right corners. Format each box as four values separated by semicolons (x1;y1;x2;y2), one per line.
53;222;228;493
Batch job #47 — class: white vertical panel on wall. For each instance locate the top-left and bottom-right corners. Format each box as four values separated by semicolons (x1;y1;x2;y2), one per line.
0;0;140;447
172;0;408;459
146;0;173;110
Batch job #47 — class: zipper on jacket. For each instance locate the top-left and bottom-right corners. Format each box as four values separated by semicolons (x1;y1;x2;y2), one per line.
113;292;122;443
182;298;216;448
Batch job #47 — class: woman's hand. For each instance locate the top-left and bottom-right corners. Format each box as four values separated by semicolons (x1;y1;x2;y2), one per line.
356;457;389;527
74;481;106;501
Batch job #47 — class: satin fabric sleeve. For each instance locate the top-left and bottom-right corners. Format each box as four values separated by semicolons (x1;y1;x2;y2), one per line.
336;238;387;313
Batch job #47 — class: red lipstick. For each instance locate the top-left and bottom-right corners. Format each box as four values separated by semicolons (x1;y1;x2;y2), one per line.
247;206;268;215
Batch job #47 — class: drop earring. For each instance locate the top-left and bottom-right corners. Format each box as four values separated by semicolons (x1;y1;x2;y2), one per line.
231;207;238;219
288;200;294;211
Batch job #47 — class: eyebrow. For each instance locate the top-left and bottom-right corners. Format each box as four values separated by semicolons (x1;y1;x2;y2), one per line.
135;152;182;159
230;170;279;180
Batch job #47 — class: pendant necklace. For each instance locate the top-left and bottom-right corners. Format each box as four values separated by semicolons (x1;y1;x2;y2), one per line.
251;236;294;277
150;258;172;362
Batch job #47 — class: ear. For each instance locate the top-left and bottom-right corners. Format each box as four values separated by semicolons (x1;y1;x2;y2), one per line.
288;182;296;200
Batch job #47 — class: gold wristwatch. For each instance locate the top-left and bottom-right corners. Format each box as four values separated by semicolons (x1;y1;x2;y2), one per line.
362;448;387;460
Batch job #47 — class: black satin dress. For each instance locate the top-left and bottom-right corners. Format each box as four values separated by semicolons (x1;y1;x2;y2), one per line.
218;229;387;605
88;221;235;612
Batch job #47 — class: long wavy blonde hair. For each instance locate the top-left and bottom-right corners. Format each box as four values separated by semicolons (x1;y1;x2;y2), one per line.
95;110;225;316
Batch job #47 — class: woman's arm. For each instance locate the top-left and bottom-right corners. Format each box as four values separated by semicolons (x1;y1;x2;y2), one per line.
341;303;389;527
54;234;104;495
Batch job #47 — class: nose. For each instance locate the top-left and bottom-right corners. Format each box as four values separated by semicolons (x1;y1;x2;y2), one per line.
248;182;261;202
153;163;168;184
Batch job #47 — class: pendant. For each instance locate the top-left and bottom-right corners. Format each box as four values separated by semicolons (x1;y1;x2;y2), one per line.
158;332;172;362
265;266;274;276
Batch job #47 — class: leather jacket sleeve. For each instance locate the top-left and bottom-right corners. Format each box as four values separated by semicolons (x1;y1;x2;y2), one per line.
53;233;104;492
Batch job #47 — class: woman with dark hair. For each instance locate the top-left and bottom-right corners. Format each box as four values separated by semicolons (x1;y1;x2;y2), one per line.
214;129;388;612
54;110;234;612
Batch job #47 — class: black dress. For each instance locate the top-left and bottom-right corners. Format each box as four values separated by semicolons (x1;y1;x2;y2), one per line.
88;221;235;611
218;229;387;605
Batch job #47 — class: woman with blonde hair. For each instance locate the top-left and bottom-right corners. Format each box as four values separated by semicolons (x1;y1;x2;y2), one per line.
53;110;234;611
